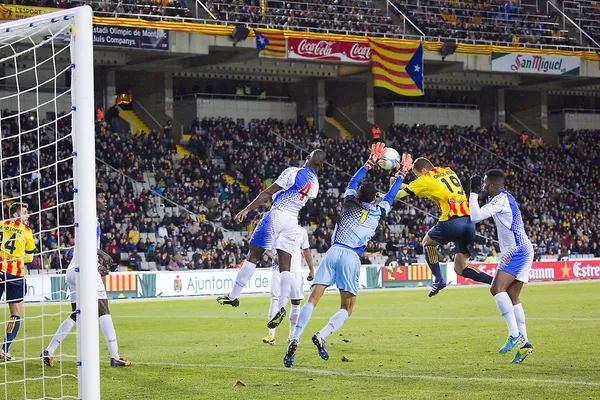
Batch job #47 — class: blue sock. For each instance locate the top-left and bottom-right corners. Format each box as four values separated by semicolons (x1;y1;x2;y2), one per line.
2;315;21;353
462;267;493;284
424;245;442;282
292;302;314;343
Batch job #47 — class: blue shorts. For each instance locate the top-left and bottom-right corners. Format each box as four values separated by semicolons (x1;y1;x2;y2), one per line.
499;245;534;284
0;273;26;303
428;216;475;255
313;246;360;296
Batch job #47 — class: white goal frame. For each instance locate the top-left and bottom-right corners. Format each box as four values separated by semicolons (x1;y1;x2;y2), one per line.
0;6;100;399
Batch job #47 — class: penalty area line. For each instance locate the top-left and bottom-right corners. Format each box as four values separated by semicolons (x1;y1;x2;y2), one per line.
134;361;600;387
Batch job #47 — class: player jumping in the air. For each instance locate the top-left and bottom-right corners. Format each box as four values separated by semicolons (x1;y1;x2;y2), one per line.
263;225;314;345
395;158;493;297
43;187;131;367
217;150;325;329
469;170;534;363
283;143;412;368
0;202;36;361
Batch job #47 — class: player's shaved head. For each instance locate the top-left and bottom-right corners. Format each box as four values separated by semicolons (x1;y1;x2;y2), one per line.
357;182;378;204
483;169;505;196
412;157;433;177
485;169;505;184
305;149;326;172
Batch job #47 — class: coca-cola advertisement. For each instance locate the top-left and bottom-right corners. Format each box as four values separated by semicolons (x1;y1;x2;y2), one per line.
455;259;600;285
287;37;370;64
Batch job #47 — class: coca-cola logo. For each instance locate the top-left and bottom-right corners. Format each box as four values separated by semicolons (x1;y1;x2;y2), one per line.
349;43;370;60
296;39;334;57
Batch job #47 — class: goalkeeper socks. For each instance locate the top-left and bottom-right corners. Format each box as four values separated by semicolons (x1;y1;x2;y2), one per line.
277;271;292;309
493;292;519;337
424;246;443;282
461;266;493;284
319;309;349;339
99;315;119;359
46;317;76;355
292;302;314;343
513;303;529;343
2;315;20;353
289;304;301;337
229;260;257;300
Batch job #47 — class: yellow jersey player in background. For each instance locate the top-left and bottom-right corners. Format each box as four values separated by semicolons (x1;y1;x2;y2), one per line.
0;202;35;361
395;158;492;297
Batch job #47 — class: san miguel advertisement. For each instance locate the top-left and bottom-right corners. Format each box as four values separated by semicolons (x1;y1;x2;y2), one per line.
93;25;169;51
287;37;370;64
491;52;580;75
456;259;600;285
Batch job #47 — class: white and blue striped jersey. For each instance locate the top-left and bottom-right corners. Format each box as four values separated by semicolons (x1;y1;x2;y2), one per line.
271;166;319;217
469;189;531;253
332;166;403;256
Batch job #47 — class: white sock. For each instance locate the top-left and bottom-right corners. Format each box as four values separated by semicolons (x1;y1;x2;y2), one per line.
289;304;301;338
513;303;528;343
46;317;76;355
292;302;314;343
268;294;279;337
277;271;292;309
229;260;257;300
493;292;519;337
99;314;119;359
320;309;349;339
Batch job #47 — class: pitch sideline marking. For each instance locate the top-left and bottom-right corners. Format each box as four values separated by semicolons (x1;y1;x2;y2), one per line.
134;361;600;386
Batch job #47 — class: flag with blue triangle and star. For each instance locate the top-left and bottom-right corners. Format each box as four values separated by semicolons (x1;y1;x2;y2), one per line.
369;39;424;96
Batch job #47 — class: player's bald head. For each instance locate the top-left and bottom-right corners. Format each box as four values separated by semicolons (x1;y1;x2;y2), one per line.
305;149;326;171
412;157;433;177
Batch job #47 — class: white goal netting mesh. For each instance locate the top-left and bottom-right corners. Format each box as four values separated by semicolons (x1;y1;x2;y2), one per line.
0;11;86;400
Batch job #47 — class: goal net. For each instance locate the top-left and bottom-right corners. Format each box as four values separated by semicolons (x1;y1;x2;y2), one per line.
0;7;99;400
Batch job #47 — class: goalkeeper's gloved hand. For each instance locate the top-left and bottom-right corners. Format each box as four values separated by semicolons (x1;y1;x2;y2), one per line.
364;142;386;170
391;153;413;183
470;175;483;194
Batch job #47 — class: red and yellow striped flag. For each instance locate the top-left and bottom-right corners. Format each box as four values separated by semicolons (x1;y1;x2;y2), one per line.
369;39;424;96
254;29;286;57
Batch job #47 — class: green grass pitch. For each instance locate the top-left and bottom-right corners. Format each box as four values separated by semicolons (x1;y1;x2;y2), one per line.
1;281;600;399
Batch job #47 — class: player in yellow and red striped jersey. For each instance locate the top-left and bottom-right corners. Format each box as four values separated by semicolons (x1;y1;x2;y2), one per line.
0;202;36;361
394;157;493;297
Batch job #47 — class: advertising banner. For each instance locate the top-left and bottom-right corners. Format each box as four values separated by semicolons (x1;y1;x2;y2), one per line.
93;25;169;51
287;37;370;64
0;4;58;20
491;52;580;75
382;264;433;288
455;259;600;285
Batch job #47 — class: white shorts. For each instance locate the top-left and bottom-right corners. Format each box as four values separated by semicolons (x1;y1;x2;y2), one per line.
270;264;304;300
250;210;302;254
66;266;107;303
499;245;534;284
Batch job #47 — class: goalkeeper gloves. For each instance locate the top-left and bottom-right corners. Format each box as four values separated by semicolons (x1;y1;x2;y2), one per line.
364;142;386;170
392;153;413;180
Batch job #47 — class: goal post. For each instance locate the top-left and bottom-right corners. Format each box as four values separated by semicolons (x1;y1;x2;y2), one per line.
0;6;99;399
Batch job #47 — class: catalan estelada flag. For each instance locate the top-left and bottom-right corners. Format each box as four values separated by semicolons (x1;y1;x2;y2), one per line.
369;39;424;96
254;29;286;57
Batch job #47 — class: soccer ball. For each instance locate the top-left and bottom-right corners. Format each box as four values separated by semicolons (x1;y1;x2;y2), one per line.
377;148;400;170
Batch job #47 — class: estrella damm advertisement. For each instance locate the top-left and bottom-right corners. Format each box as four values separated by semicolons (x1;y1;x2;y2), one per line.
382;264;433;288
0;5;59;20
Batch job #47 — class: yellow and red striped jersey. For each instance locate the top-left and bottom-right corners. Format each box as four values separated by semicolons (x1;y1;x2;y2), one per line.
396;167;470;222
0;219;35;277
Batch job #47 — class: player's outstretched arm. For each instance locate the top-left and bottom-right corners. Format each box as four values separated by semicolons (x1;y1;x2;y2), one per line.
468;175;504;223
235;183;283;223
345;142;386;197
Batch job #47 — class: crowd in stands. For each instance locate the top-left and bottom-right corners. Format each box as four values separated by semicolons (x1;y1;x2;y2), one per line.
395;0;578;47
207;0;402;36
